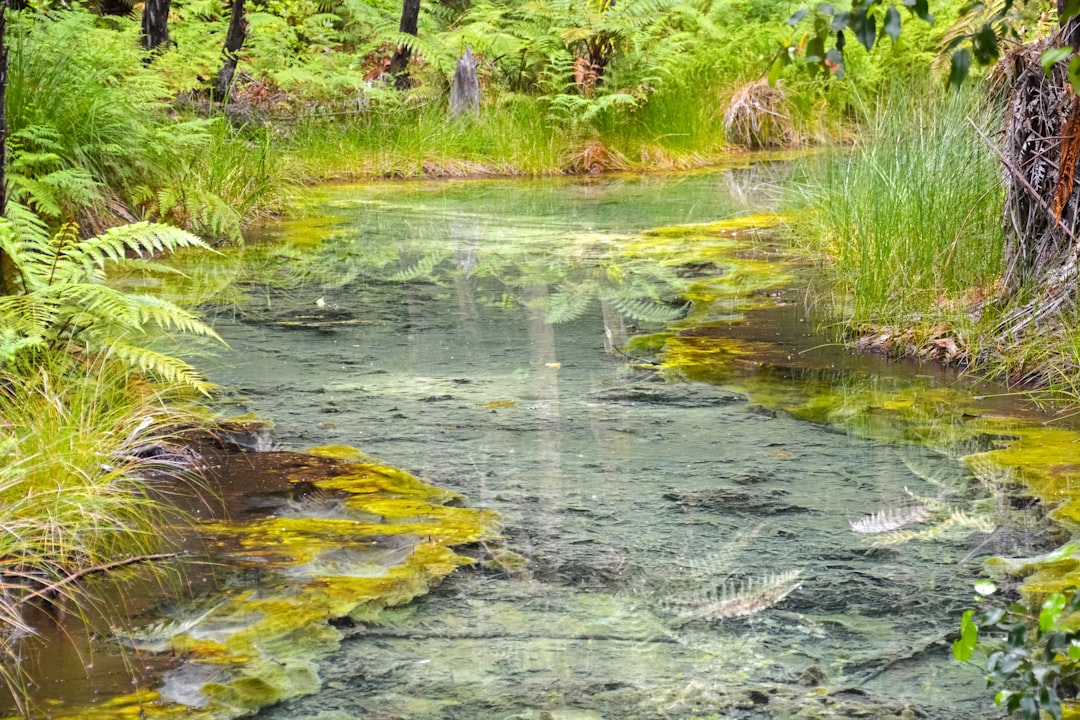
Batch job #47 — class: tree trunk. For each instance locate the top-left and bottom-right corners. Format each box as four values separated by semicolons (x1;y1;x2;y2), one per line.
387;0;420;90
450;46;480;116
213;0;248;101
141;0;170;52
997;30;1080;334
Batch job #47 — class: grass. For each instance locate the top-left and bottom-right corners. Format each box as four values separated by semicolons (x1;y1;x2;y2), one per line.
787;82;1006;334
0;354;200;712
784;81;1080;406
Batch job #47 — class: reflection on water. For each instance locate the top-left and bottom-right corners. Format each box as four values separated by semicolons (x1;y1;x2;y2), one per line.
173;169;1034;719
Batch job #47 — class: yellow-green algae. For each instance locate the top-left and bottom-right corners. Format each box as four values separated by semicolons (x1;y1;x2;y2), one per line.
23;448;498;720
625;212;1080;712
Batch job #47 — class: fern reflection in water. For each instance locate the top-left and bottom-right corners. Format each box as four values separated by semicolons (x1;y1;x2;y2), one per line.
850;447;1002;546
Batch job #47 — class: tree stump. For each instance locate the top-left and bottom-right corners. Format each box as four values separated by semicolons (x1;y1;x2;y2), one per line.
450;47;480;116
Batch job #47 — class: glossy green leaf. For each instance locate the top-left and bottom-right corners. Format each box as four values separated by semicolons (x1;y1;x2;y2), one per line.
954;609;979;662
787;8;809;24
949;48;971;90
1042;47;1072;77
1068;55;1080;95
883;6;901;41
1041;593;1067;633
851;6;876;50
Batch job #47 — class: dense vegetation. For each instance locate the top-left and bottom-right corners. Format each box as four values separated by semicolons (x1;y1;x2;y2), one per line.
2;0;1080;712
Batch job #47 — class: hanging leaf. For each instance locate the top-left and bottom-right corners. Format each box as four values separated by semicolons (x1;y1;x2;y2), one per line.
883;6;901;41
902;0;931;21
1068;55;1080;94
973;23;1000;65
1042;47;1073;77
768;54;788;85
953;609;978;662
786;8;809;24
949;48;971;90
826;47;845;76
850;7;876;50
830;10;850;30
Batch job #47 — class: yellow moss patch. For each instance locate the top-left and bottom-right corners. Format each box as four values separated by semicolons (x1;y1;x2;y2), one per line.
642;213;788;237
53;445;496;720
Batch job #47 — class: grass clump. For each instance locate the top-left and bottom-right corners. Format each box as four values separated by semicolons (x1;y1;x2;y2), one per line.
0;354;199;713
788;83;1005;339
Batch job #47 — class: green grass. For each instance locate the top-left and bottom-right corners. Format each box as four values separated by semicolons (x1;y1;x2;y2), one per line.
0;355;200;712
788;83;1006;329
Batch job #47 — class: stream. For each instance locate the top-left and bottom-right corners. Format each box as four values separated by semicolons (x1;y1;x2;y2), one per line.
178;167;1029;719
10;165;1058;719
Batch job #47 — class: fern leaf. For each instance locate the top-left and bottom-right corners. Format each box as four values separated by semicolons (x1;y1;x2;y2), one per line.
543;289;593;324
663;570;802;622
850;504;930;534
107;342;216;395
389;252;450;281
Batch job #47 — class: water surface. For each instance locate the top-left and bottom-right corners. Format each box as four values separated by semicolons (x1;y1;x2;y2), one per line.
192;169;1017;719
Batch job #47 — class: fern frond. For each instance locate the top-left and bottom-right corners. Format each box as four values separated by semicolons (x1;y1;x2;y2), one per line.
850;505;930;534
389;252;450;281
107;342;216;395
543;289;593;324
604;294;686;323
663;570;802;622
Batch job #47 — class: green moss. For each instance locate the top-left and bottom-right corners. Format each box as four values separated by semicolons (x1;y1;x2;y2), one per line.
51;445;496;720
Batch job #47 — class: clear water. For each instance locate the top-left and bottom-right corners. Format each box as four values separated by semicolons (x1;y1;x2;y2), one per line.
193;169;1011;719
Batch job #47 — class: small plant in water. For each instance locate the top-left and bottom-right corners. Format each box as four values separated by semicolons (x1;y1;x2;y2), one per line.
954;569;1080;720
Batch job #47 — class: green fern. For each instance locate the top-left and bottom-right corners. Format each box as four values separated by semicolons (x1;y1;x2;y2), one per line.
389;251;451;281
603;293;687;324
541;288;594;324
0;213;223;393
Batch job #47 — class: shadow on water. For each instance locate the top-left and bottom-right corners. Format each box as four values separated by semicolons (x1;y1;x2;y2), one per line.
11;166;1070;718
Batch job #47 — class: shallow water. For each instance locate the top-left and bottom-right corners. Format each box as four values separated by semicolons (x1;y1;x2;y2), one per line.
174;168;1033;719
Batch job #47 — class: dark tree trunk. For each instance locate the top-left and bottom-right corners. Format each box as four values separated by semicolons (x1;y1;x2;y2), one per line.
213;0;248;101
387;0;420;90
141;0;171;51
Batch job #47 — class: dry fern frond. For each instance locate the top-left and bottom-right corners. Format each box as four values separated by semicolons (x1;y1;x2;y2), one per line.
850;505;931;534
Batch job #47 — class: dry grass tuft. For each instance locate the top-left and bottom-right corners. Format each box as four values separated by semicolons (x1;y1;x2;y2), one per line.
562;140;630;174
723;80;793;150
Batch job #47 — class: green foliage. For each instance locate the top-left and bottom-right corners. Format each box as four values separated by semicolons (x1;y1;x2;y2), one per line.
781;0;1051;90
954;579;1080;720
0;213;222;393
786;82;1004;327
0;353;197;714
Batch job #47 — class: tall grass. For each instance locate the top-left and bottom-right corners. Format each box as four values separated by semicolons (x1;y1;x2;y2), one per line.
788;83;1005;329
0;355;196;712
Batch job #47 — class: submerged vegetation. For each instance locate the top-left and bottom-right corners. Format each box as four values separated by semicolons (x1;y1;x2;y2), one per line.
6;0;1080;713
